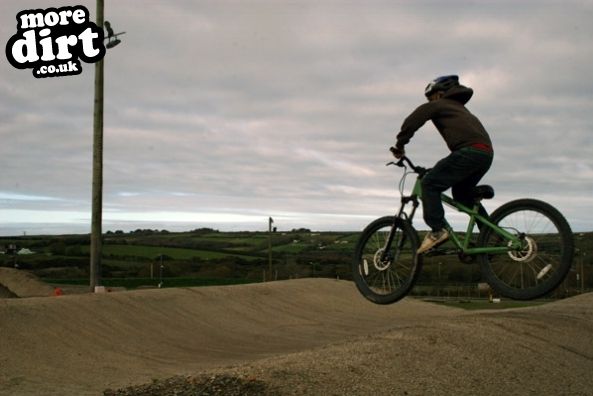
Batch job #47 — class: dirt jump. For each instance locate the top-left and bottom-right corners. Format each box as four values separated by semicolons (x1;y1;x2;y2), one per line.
0;273;592;395
0;268;55;298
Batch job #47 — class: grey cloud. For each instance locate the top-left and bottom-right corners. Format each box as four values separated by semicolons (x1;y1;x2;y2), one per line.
1;0;592;234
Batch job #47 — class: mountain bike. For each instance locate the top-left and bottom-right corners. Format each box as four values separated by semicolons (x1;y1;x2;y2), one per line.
353;155;574;304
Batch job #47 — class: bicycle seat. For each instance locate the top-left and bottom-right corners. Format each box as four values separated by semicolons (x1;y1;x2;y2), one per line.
472;185;495;200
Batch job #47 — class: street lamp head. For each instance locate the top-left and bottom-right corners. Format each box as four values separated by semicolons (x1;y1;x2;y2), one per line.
103;20;125;49
104;21;114;38
106;39;121;49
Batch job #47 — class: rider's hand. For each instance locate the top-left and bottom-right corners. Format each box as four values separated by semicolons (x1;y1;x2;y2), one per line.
390;146;405;159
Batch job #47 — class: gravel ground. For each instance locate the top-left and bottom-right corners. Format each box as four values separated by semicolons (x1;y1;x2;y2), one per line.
104;293;593;396
1;277;592;396
103;374;274;396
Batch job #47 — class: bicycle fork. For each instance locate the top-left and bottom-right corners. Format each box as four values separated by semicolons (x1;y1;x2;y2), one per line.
380;225;405;264
380;200;418;263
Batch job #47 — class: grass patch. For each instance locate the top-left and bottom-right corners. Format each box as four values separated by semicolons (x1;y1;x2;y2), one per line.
82;244;258;261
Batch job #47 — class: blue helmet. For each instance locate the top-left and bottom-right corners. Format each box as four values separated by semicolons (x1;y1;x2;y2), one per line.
425;75;459;97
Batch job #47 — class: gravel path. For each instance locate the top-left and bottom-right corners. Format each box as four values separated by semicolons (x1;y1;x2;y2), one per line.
1;277;592;396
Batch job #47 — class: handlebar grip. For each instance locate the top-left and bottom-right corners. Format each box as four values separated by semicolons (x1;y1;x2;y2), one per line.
387;151;425;174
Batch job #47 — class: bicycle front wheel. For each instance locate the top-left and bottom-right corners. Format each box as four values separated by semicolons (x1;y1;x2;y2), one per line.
353;216;422;304
478;199;574;300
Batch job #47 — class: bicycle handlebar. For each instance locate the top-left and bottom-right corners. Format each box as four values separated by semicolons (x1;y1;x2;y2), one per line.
386;155;427;175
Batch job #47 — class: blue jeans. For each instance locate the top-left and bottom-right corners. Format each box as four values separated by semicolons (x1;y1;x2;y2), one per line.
421;148;493;231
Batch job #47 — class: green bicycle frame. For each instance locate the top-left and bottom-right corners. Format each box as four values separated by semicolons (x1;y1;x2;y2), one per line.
409;176;522;255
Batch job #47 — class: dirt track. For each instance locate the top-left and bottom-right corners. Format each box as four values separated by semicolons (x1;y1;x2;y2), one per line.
1;276;592;395
0;268;55;298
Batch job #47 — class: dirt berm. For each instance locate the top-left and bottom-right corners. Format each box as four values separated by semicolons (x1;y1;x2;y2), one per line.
0;268;55;298
1;278;592;395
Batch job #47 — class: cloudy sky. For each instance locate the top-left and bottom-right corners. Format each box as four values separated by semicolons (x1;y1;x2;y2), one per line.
1;0;592;236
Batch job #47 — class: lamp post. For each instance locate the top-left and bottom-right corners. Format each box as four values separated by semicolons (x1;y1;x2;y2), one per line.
268;217;274;281
90;0;124;291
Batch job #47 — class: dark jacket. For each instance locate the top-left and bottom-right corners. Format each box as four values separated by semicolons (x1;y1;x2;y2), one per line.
395;85;492;152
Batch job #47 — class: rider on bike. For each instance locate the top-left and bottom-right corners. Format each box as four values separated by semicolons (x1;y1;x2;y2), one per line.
391;75;493;254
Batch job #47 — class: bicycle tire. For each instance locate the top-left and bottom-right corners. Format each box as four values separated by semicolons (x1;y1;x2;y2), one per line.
478;199;574;300
353;216;422;304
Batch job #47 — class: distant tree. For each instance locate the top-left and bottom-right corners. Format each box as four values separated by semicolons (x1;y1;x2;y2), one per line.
49;241;66;255
291;228;311;233
191;228;218;234
132;229;156;235
65;245;84;257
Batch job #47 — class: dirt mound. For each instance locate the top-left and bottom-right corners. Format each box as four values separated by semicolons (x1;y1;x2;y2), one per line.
218;293;593;395
0;267;55;298
1;279;592;396
0;283;18;298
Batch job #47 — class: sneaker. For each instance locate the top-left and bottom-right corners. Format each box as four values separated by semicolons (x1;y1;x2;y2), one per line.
417;229;449;254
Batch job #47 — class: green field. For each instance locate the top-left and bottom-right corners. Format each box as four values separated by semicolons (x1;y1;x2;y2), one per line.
1;230;591;296
84;244;259;261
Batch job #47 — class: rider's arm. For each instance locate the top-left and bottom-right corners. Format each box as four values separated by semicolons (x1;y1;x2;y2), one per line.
395;101;438;149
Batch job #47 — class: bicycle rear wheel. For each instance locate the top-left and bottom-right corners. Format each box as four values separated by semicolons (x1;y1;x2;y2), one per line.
478;199;574;300
353;216;422;304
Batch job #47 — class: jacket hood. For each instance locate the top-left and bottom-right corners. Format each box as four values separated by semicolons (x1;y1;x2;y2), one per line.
443;85;473;105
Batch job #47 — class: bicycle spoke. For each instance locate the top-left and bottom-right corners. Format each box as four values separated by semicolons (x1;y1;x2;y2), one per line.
480;200;573;300
354;217;421;303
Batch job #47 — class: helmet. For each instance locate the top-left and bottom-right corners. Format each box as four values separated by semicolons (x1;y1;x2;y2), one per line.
424;75;459;97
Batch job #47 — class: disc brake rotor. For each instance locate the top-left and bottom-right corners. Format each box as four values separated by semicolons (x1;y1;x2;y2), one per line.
373;248;392;271
507;236;537;262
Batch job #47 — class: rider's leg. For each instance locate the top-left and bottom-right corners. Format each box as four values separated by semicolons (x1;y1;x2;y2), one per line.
422;151;473;230
451;152;493;230
452;172;491;230
421;175;448;232
418;156;461;253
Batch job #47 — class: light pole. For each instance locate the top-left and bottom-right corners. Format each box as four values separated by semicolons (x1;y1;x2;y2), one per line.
89;0;104;292
268;217;273;281
90;0;124;291
581;251;586;293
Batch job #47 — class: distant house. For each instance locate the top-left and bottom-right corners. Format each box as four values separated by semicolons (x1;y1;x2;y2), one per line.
5;244;18;255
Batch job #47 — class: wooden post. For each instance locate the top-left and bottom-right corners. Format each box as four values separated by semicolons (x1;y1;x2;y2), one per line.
90;0;104;292
268;217;273;281
581;252;585;293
